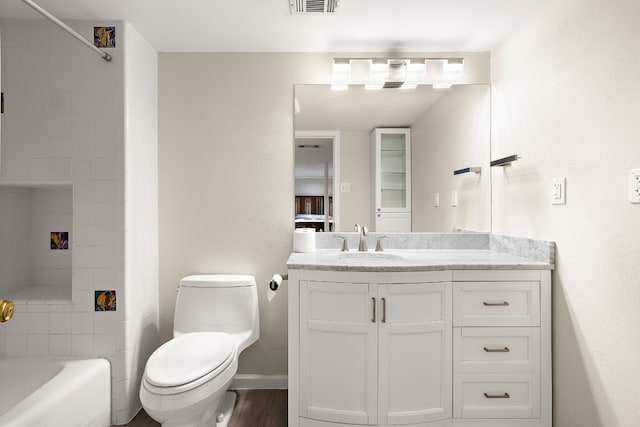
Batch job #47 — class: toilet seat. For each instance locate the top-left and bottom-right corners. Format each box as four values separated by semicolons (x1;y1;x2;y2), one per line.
143;332;236;395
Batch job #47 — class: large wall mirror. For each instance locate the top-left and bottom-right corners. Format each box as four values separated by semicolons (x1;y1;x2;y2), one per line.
294;84;491;233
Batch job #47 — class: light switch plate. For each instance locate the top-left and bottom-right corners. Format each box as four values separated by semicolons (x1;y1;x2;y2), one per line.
629;169;640;203
434;192;440;207
340;182;351;193
551;177;566;205
451;191;458;207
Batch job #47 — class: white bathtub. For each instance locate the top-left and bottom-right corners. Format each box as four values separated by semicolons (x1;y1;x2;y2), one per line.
0;357;111;427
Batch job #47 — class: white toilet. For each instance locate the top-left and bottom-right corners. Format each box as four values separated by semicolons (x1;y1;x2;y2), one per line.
140;275;259;427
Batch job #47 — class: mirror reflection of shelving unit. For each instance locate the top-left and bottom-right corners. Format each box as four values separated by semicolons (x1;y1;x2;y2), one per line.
371;128;412;231
0;184;72;303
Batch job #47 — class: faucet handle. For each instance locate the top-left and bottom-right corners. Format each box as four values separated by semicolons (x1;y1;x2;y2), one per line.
375;235;387;252
354;223;361;232
336;235;349;252
361;226;368;236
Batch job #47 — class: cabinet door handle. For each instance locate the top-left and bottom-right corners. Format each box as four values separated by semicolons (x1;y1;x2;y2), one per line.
484;392;510;399
483;301;510;307
484;347;510;353
381;298;386;323
372;297;376;323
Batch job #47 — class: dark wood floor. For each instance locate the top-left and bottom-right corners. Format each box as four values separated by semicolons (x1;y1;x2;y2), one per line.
118;390;287;427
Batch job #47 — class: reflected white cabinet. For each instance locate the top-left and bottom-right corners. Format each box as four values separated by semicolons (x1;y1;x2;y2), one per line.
371;128;411;231
293;270;452;427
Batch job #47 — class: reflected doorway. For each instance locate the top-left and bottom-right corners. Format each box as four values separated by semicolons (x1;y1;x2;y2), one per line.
294;131;340;232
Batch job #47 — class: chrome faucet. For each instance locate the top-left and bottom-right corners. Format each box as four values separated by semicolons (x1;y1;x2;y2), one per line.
354;224;368;251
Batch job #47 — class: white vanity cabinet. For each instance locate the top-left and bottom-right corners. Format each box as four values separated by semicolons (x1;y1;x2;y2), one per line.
293;270;451;427
370;128;411;231
289;267;552;427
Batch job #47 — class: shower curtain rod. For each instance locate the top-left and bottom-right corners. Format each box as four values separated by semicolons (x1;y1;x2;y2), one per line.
21;0;112;62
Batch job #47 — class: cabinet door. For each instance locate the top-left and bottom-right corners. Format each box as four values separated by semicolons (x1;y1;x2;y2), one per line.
371;128;411;215
378;282;452;424
300;281;378;425
375;212;411;232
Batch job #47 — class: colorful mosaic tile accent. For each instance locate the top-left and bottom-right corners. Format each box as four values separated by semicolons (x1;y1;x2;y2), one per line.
94;26;116;48
50;232;69;250
95;290;116;311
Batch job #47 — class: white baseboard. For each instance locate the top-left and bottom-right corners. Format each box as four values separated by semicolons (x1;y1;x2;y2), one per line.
230;374;288;390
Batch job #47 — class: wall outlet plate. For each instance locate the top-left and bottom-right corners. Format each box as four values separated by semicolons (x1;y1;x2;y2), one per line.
629;169;640;203
451;191;458;207
551;177;566;205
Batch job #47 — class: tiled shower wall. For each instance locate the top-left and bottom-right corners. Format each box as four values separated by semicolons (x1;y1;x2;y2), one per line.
0;20;158;424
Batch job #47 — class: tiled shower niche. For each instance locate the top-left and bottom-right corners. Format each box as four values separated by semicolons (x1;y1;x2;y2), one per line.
0;184;72;303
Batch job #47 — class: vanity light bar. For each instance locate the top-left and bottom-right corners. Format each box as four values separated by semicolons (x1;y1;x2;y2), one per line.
331;57;464;88
490;155;520;167
453;167;482;175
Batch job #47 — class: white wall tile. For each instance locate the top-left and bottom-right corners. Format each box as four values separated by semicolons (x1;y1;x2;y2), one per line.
4;335;28;356
71;334;94;356
72;312;95;334
26;303;50;313
72;269;94;290
95;312;117;334
50;312;72;334
72;289;95;312
1;25;27;48
49;334;72;356
2;311;27;334
27;334;49;355
94;333;116;357
47;90;72;116
94;180;117;202
27;312;50;334
73;246;95;269
47;114;72;137
71;91;95;116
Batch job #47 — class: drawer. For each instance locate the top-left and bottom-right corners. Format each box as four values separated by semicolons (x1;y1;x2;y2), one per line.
453;282;540;326
454;372;540;419
454;327;540;373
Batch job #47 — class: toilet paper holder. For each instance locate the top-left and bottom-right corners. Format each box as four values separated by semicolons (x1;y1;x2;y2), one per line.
269;274;288;291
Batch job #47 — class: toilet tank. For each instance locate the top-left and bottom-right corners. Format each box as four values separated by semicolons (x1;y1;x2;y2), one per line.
173;275;259;351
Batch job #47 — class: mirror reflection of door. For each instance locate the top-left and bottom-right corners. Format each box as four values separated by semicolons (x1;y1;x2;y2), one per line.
294;136;334;232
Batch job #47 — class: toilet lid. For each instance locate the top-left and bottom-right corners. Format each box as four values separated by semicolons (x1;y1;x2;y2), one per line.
144;332;235;387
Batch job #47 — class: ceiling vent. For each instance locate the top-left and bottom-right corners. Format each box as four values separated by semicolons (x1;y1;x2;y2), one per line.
290;0;340;14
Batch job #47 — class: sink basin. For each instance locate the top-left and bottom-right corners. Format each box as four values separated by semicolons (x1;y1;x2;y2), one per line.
336;251;404;261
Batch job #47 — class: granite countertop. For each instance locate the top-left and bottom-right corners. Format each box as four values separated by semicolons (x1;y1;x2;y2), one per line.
287;249;553;272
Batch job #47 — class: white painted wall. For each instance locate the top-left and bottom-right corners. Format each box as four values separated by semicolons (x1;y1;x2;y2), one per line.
491;0;640;426
158;52;490;376
339;130;371;230
412;85;491;232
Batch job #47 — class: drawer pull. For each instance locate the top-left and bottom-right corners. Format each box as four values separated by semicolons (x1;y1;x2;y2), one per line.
483;346;510;353
381;297;386;323
484;392;510;399
483;301;510;307
372;297;376;323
